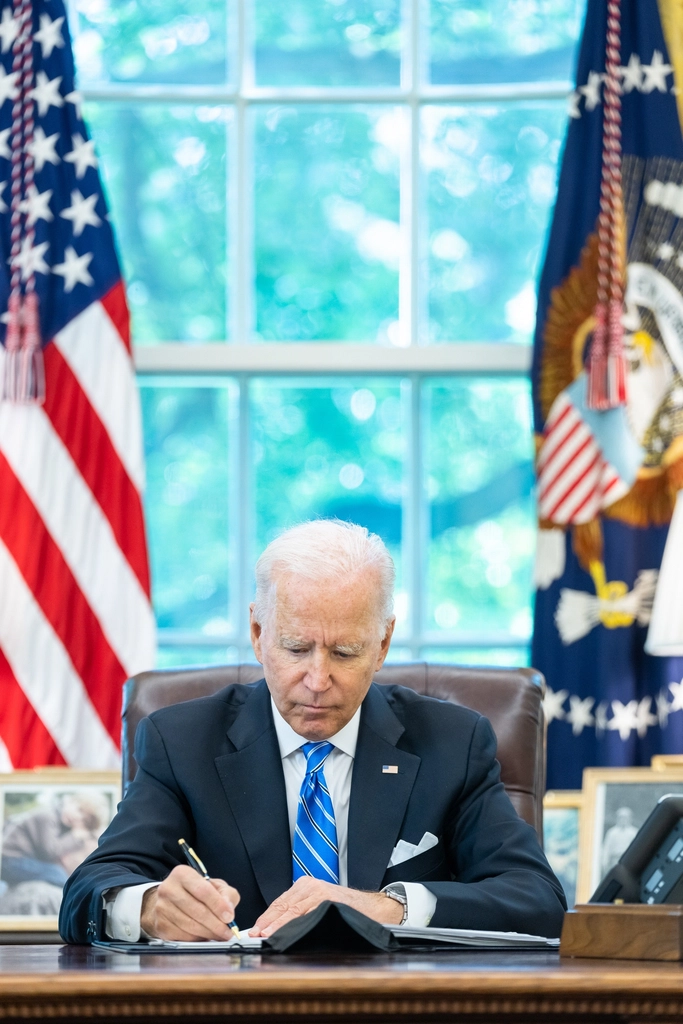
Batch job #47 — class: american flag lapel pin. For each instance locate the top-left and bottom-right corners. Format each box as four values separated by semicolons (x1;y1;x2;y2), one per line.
382;765;399;774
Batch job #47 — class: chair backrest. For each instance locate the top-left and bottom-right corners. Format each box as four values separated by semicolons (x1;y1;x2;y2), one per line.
122;663;546;838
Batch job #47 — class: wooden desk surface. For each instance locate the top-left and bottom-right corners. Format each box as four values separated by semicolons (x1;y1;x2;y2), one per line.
2;944;683;1022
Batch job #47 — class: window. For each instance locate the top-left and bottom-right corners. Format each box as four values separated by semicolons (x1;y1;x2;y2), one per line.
70;0;586;665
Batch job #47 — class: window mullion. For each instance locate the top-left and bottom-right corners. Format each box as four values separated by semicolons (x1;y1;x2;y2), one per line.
237;375;253;660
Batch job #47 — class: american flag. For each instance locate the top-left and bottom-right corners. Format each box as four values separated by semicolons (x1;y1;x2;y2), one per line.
536;385;628;524
0;0;155;769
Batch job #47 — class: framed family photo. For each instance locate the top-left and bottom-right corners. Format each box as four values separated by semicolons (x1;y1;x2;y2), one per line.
543;790;583;908
577;768;683;904
0;770;120;932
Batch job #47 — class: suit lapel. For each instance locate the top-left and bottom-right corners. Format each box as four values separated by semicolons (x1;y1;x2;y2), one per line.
347;684;421;891
214;680;292;907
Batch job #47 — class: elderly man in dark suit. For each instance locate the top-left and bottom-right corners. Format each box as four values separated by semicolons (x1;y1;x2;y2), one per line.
59;520;565;944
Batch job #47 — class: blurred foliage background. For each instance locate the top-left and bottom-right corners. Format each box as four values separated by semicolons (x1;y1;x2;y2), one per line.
70;0;586;665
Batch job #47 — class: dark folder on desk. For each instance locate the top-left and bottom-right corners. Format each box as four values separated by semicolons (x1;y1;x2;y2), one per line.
93;901;559;955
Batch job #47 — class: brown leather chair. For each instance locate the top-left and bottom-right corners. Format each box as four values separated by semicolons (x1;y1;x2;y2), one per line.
122;662;546;839
124;663;548;839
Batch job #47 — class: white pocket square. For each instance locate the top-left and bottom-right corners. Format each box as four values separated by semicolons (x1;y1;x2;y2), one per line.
387;831;439;868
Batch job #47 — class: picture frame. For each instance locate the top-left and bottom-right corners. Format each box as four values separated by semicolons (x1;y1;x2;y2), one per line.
651;755;683;771
577;767;683;904
0;770;120;932
543;790;583;908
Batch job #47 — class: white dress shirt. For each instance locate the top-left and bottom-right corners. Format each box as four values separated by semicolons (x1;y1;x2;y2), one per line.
104;698;436;940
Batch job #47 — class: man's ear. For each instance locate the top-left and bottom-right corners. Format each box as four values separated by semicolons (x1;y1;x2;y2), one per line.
375;617;396;670
250;604;264;664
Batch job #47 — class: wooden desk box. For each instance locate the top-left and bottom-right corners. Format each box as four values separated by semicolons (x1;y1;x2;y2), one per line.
561;903;683;961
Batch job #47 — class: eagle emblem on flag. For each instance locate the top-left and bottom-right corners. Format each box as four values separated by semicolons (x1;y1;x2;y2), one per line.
532;0;683;785
538;170;683;644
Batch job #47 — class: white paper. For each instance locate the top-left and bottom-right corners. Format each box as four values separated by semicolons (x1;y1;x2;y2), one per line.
146;932;263;950
390;925;559;948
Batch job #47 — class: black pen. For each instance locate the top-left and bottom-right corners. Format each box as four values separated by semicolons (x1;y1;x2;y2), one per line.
178;837;240;937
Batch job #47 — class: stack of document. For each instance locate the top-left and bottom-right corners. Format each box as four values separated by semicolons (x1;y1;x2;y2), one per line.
390;926;559;949
96;926;558;954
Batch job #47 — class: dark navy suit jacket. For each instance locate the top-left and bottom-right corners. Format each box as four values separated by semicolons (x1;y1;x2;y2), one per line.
59;680;566;942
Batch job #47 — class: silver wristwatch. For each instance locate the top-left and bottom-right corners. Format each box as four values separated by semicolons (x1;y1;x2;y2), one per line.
384;883;409;925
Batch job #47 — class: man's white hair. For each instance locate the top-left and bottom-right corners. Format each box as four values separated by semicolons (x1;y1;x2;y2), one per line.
253;519;395;637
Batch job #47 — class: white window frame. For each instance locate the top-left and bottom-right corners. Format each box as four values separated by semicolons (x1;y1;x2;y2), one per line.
73;0;573;662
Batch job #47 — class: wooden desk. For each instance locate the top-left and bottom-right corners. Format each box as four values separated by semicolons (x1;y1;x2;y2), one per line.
2;943;683;1023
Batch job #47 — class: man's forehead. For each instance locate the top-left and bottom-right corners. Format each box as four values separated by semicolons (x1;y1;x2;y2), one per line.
272;568;379;604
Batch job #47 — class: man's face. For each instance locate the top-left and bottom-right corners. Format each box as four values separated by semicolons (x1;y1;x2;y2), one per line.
250;570;395;740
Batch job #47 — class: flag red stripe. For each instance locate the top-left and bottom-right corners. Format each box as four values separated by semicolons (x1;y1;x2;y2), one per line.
42;342;151;597
0;649;66;768
601;472;621;497
541;399;572;442
0;454;125;747
538;426;590;500
538;405;575;469
546;451;602;520
564;464;605;520
101;280;131;355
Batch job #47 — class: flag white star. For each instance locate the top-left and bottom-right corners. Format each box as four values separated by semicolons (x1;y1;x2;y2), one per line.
543;686;568;724
642;50;672;93
65;90;83;120
0;180;7;213
595;701;609;737
27;127;60;172
656;689;671;728
657;241;675;261
635;696;658;738
669;679;683;712
10;237;50;280
580;70;603;111
19;184;53;226
620;53;643;93
52;245;93;292
0;7;18;53
608;699;639;741
34;13;65;59
0;65;19;107
567;91;581;118
60;189;101;236
64;133;97;179
566;695;595;736
30;71;64;118
0;127;10;160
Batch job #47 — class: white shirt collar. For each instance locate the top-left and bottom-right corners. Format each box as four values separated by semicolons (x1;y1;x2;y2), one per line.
270;696;361;760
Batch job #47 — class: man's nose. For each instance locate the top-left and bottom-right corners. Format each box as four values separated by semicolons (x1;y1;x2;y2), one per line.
304;650;332;691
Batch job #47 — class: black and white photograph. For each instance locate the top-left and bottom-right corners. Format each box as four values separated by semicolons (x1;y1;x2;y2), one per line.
578;769;683;903
0;772;119;931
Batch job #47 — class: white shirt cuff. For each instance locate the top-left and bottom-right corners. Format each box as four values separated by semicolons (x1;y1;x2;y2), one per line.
103;882;159;941
382;881;437;927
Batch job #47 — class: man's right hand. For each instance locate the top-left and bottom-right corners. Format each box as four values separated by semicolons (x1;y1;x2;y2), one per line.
141;865;240;941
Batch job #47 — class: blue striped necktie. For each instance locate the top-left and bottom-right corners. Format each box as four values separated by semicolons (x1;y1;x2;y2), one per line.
292;741;340;884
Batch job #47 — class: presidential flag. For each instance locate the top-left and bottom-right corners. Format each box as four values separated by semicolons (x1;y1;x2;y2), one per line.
0;0;155;769
532;0;683;790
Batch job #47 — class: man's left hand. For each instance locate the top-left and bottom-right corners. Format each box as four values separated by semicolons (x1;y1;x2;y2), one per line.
250;877;404;937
